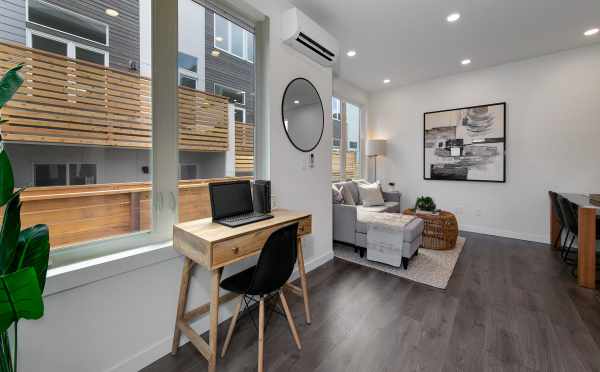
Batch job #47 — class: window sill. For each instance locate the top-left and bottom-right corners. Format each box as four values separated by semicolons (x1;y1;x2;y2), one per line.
45;241;179;296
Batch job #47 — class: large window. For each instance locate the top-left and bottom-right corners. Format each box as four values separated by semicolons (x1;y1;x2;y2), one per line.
0;0;260;266
214;14;255;63
332;97;362;181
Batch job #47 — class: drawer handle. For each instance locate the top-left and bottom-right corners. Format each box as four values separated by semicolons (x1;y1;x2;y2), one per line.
232;247;240;254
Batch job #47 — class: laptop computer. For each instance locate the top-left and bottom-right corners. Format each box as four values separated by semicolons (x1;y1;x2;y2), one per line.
209;180;273;227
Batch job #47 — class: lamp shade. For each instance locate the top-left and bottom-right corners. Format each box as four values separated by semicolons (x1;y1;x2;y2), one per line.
366;139;386;156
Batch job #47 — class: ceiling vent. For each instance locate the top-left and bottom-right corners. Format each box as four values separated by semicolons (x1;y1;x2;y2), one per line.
281;8;339;67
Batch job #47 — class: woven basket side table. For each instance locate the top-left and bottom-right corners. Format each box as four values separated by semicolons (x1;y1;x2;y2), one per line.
403;209;459;250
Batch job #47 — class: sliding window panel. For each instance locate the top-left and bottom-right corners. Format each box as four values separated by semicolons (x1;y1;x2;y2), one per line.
177;0;257;223
345;103;361;180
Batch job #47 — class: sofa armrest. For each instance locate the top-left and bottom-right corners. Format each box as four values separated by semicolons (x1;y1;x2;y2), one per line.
382;191;401;203
333;204;357;244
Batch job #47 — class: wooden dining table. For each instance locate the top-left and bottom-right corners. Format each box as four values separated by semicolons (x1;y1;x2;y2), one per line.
550;193;599;289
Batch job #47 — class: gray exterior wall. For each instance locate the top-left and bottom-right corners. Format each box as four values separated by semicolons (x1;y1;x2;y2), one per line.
5;144;226;186
0;0;26;44
204;8;255;124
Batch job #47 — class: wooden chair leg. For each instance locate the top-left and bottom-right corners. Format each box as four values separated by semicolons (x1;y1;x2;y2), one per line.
221;295;243;358
258;297;265;372
279;291;302;350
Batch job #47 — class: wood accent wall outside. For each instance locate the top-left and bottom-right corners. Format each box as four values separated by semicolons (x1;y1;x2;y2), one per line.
332;149;358;181
3;177;251;250
0;42;229;152
235;121;254;174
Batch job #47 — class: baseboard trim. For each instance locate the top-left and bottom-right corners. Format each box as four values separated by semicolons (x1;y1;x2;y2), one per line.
460;224;548;244
104;249;334;372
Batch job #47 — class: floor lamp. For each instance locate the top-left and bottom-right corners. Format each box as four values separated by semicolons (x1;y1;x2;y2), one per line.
366;139;386;182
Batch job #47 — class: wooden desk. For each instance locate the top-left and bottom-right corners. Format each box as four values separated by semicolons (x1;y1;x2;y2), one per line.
550;193;598;289
170;209;312;372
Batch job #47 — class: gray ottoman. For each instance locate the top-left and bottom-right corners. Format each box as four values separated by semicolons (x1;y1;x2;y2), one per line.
355;216;425;269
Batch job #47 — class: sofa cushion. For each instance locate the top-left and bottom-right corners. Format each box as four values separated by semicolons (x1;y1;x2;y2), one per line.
340;184;356;205
355;202;400;233
339;181;359;205
357;182;384;207
332;184;343;204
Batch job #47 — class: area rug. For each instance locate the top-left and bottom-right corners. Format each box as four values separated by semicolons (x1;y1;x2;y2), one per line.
333;237;466;289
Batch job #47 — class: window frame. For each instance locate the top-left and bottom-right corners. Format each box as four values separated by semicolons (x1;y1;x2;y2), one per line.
26;0;110;47
179;163;198;180
332;96;362;181
27;29;109;67
213;13;254;63
214;83;246;105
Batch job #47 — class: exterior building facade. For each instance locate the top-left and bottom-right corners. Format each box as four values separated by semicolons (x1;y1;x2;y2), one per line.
0;0;255;187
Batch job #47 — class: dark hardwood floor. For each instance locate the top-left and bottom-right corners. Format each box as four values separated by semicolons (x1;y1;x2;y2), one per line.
143;232;600;372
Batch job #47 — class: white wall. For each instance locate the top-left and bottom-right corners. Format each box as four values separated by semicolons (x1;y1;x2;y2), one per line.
369;44;600;243
18;1;333;371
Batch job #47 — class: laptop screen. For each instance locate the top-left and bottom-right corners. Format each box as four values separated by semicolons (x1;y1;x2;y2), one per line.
209;181;254;219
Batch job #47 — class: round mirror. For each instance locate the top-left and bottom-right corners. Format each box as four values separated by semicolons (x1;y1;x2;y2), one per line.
281;78;324;152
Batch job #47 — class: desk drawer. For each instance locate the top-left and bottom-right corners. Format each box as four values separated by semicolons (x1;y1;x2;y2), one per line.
211;217;311;268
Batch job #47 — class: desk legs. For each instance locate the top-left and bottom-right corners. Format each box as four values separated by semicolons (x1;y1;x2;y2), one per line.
171;257;194;355
578;207;597;289
208;268;223;372
297;237;311;324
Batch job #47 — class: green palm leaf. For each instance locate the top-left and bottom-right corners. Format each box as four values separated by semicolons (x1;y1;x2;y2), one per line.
10;225;50;292
0;64;24;109
0;149;14;207
0;268;43;333
0;192;21;275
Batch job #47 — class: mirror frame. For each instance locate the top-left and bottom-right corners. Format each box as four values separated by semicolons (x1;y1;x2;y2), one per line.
281;77;325;153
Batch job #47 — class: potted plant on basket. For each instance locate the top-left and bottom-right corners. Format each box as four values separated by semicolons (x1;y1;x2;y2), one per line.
414;196;437;214
0;64;51;372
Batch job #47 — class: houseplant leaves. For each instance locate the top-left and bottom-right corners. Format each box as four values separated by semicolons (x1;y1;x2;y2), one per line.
0;150;14;207
0;268;43;333
10;225;50;292
0;64;23;109
0;192;21;275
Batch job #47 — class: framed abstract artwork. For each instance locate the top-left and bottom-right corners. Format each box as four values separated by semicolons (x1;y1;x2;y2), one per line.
424;102;506;183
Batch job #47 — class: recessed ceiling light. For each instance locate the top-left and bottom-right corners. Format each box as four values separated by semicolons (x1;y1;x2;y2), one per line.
383;79;391;84
584;28;599;36
346;50;357;57
447;13;461;23
461;59;471;65
294;100;300;104
215;36;223;42
105;8;119;17
211;50;220;57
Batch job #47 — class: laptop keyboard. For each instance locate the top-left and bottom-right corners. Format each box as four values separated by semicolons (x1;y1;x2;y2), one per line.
222;212;263;222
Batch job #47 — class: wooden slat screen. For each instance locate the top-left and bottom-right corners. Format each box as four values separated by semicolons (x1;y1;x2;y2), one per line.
332;148;358;181
0;42;229;152
235;121;254;174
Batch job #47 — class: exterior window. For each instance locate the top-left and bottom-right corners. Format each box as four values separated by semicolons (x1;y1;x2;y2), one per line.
34;164;67;186
214;83;245;105
213;14;254;63
27;0;108;45
178;52;199;89
76;47;105;65
27;30;108;66
332;97;362;181
178;52;198;73
179;75;197;89
235;108;245;123
31;34;67;55
69;164;97;185
180;164;198;180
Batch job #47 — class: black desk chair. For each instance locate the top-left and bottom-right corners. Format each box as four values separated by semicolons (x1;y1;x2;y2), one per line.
219;223;302;372
557;196;600;272
549;191;568;250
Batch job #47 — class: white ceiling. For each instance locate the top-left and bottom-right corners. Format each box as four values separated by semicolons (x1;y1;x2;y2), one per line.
288;0;600;92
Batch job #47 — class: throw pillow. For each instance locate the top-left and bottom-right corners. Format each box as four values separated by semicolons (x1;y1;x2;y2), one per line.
340;184;356;206
358;182;385;207
332;184;343;204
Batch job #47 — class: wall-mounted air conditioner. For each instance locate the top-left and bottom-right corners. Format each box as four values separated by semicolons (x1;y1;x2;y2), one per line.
281;8;339;67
